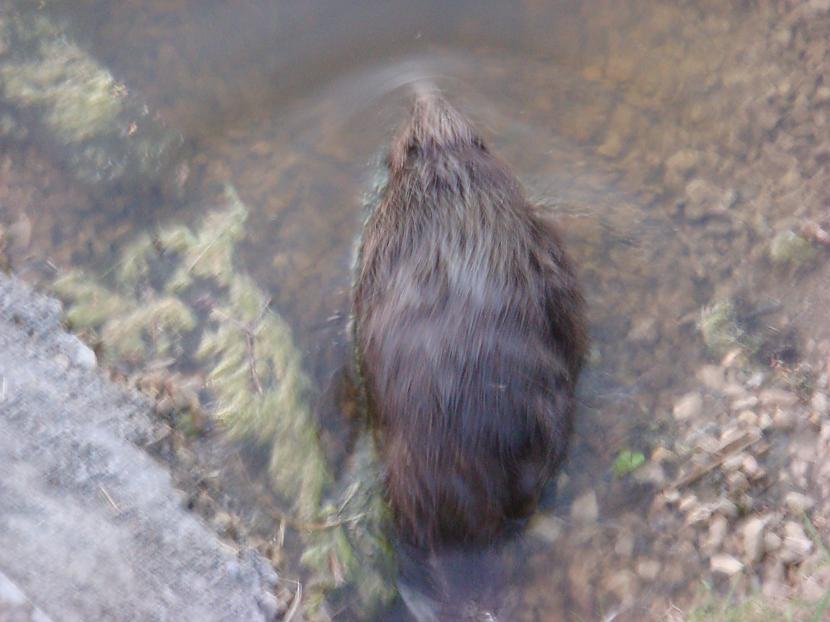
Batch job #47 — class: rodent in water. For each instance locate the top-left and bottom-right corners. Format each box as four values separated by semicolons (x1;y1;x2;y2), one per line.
352;89;587;552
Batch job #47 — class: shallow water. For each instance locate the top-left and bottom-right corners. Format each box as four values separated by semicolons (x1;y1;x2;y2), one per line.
4;0;829;619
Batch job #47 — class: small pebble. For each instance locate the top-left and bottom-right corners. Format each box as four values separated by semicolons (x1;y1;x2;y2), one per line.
719;426;745;447
764;532;782;553
528;515;565;544
780;521;813;564
807;0;830;15
664;149;699;181
742;517;766;564
213;511;234;535
736;410;758;427
614;531;635;558
633;461;666;486
628;318;659;344
697;365;725;391
773;408;796;431
663;489;681;504
762;561;788;599
712;498;739;518
732;396;759;411
720;348;743;368
155;395;176;418
773;27;792;48
727;471;750;494
710;553;744;576
811;392;829;415
673;392;703;421
722;453;745;472
790;459;810;488
723;383;747;398
741;454;764;480
651;446;677;463
785;491;816;514
801;574;829;603
695;434;720;454
571;491;599;524
702;515;728;555
746;371;765;389
678;495;699;514
686;505;713;526
605;569;640;607
635;558;662;581
760;388;799;407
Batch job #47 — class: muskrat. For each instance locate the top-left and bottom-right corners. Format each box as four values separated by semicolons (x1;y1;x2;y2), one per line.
352;90;587;554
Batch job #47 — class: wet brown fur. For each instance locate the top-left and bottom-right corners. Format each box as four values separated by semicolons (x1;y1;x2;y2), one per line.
353;91;588;551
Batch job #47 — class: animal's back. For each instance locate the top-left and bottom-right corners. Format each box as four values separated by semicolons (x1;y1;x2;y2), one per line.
353;91;587;550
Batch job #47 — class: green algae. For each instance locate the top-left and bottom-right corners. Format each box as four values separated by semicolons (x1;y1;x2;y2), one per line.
0;5;186;189
52;185;396;618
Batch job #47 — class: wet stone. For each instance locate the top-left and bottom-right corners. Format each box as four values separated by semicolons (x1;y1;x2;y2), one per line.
758;412;774;431
682;178;736;220
697;365;726;391
741;454;765;480
632;461;666;486
614;531;635;558
760;388;799;407
673;392;703;421
731;395;759;411
570;491;599;524
811;391;829;415
784;491;816;514
736;410;759;427
727;471;750;495
711;498;739;519
651;446;677;463
702;515;728;555
710;554;744;576
780;522;813;564
773;408;797;431
742;517;766;565
528;515;565;544
664;149;700;185
722;453;745;472
761;561;788;599
635;558;662;582
627;317;659;345
764;531;782;554
606;569;641;607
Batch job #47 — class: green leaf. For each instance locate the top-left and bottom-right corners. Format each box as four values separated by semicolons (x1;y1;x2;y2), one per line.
613;449;646;477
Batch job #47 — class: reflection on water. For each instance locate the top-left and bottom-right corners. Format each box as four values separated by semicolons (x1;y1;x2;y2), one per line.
4;0;830;619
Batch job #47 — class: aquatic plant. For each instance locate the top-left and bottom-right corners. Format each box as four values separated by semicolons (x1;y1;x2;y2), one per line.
613;449;646;478
0;4;186;189
699;300;744;358
53;185;396;618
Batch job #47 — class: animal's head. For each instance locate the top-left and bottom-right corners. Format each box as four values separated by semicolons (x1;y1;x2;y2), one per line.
388;87;488;176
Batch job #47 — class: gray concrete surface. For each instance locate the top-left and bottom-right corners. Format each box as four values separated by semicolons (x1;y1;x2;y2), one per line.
0;274;279;622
